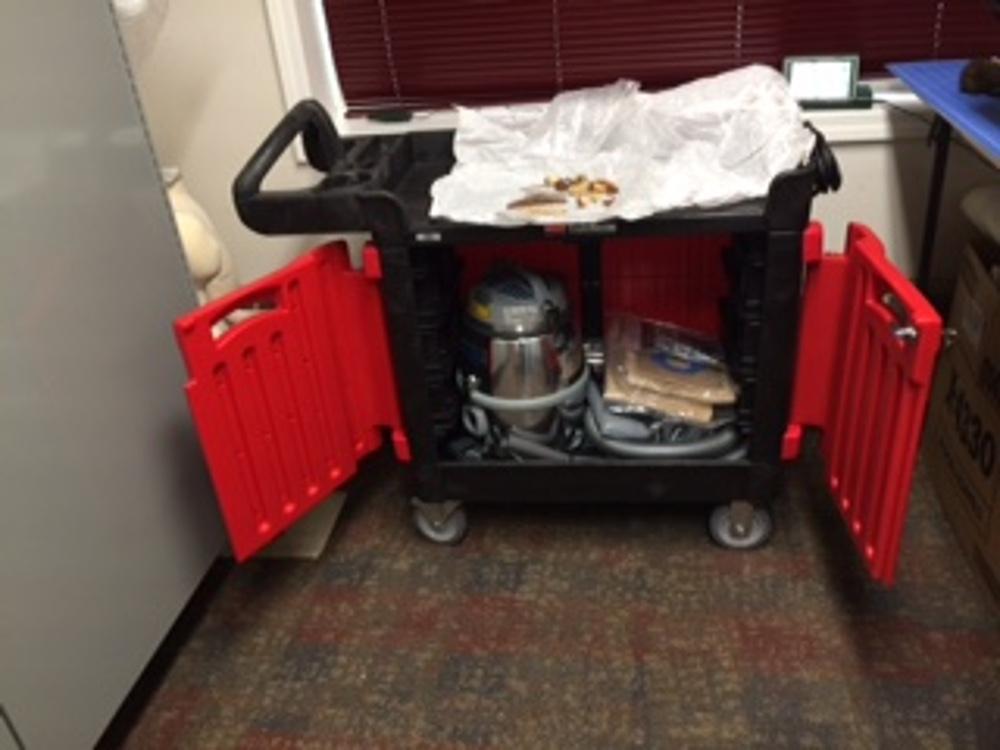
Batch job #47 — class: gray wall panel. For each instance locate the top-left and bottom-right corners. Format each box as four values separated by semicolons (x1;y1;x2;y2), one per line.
0;3;223;747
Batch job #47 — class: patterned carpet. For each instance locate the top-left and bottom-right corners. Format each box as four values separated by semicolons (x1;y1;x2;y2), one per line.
124;449;1000;749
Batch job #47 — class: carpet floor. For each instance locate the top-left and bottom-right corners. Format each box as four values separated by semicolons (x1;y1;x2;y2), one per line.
124;450;1000;749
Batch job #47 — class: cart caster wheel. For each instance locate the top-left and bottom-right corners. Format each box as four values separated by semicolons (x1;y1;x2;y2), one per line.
708;502;772;550
412;501;468;545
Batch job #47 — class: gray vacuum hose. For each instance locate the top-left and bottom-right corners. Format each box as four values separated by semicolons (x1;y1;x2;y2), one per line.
468;365;590;412
585;381;654;441
506;434;573;461
719;444;748;461
583;410;739;458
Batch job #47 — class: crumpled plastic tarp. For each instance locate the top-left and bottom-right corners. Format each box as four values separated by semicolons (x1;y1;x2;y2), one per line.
430;65;815;225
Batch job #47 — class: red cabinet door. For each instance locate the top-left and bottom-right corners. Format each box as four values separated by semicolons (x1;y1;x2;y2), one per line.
787;223;942;585
174;242;409;561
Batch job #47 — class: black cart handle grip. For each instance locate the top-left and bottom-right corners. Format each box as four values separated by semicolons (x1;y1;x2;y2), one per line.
232;100;375;236
805;122;842;194
233;100;342;203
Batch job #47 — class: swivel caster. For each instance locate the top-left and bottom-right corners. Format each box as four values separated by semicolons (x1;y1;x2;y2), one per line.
411;499;468;545
708;500;772;550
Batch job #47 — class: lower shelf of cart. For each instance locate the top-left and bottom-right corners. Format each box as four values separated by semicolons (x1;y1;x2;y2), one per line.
437;459;776;505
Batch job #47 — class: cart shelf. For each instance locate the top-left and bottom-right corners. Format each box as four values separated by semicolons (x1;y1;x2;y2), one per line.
234;101;840;245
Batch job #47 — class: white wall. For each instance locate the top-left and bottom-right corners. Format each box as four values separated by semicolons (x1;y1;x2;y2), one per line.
124;0;325;283
813;127;995;301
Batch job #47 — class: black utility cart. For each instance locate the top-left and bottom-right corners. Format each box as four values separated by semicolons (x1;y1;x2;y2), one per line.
176;100;941;586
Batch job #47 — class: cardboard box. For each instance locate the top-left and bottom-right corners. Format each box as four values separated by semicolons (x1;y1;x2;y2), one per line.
950;239;1000;375
926;240;1000;605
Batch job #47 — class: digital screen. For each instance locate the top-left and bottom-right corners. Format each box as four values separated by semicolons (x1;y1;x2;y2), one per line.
787;60;855;101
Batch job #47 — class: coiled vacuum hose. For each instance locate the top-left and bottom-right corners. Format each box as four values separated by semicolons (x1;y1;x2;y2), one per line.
719;444;748;461
467;365;590;412
583;410;739;458
505;434;573;461
466;366;743;460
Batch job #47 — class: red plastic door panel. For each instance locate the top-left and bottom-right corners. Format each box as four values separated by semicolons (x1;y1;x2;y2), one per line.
174;242;409;561
788;223;942;585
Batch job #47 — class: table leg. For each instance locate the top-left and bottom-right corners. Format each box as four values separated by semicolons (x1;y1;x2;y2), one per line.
917;115;952;294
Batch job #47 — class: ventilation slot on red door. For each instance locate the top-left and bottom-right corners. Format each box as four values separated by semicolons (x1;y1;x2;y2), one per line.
174;243;408;561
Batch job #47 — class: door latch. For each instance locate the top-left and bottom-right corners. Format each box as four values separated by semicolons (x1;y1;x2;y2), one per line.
882;292;920;343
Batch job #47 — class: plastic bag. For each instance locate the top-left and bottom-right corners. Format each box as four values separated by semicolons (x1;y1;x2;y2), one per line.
616;315;725;369
603;314;738;426
431;65;814;225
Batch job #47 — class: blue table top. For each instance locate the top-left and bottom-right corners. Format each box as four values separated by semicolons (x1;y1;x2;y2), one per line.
888;60;1000;164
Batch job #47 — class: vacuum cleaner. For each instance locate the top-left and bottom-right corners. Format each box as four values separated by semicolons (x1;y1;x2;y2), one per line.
451;265;743;461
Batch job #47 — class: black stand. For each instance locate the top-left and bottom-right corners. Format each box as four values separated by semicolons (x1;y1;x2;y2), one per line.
916;115;953;295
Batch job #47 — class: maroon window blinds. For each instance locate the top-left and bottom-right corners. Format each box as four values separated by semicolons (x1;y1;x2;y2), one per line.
323;0;1000;113
742;1;999;73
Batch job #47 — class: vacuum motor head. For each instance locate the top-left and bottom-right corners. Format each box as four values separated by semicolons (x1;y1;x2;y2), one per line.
465;266;571;338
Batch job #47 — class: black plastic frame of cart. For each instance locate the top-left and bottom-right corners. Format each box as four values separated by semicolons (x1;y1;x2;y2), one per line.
232;99;840;513
378;226;805;511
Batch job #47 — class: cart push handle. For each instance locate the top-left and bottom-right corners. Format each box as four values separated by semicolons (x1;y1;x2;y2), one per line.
233;100;373;236
235;99;342;195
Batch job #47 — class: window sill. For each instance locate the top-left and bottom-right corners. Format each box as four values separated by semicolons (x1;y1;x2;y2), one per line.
336;110;460;138
336;92;932;144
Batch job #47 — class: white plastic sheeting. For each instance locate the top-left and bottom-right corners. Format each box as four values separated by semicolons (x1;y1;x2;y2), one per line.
430;65;815;225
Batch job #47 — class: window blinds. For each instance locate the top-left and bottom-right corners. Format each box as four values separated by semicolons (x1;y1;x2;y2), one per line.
323;0;999;113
